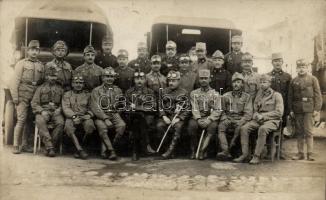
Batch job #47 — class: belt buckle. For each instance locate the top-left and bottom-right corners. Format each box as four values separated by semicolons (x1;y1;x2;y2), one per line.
32;81;37;86
302;97;308;102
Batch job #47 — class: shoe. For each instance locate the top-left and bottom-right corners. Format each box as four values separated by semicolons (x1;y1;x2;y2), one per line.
12;146;21;154
79;150;88;160
21;145;33;153
292;153;304;160
190;151;196;160
108;150;117;160
132;152;139;161
47;149;56;157
249;155;260;165
233;154;248;163
146;145;156;154
198;151;205;160
307;153;315;161
216;151;232;160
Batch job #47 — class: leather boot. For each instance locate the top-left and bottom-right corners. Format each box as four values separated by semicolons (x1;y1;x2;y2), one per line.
249;155;260;165
198;134;212;160
162;135;178;159
132;139;139;161
307;152;315;161
233;133;249;163
12;146;21;154
292;152;305;160
292;138;305;160
108;150;117;160
217;133;231;160
189;135;197;159
47;148;56;157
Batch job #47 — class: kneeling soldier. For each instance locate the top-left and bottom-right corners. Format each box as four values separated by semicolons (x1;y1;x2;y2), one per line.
217;72;253;160
157;71;190;159
188;69;223;160
31;66;65;157
125;71;156;161
91;67;126;160
62;75;95;159
234;74;284;164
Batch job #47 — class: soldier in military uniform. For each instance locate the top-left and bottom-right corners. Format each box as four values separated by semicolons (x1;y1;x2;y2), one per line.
62;75;95;159
192;42;214;73
114;49;135;93
188;46;198;65
90;67;126;160
75;45;103;91
241;52;260;98
95;36;118;68
31;66;65;157
210;50;232;94
160;41;179;76
288;59;322;161
125;72;156;160
267;53;292;125
188;70;223;160
156;71;190;159
146;55;167;95
128;42;151;74
12;40;45;154
178;54;198;92
217;72;253;160
45;40;72;91
224;35;244;74
234;74;283;164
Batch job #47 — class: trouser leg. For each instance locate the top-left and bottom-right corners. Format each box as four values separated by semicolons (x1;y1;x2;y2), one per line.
51;113;64;148
187;119;199;158
35;114;53;150
13;102;29;147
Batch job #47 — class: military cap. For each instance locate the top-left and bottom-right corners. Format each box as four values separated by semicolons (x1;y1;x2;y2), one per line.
102;35;113;43
271;52;283;60
296;59;309;67
102;67;117;76
83;45;96;54
151;55;161;62
241;52;253;61
179;54;190;62
28;40;40;49
117;49;129;58
134;71;145;78
167;70;181;80
52;40;68;51
260;74;272;82
45;66;58;77
137;42;147;50
212;50;224;59
232;72;244;82
72;74;84;83
166;40;176;49
198;69;210;78
196;42;206;50
231;35;243;43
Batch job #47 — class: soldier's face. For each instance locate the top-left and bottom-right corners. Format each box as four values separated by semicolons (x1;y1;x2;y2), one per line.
179;60;190;71
72;81;84;91
84;52;95;64
102;75;115;85
27;48;40;58
260;80;271;90
166;48;176;57
151;61;161;72
138;48;148;58
232;79;243;91
102;42;113;53
297;65;309;75
212;58;224;68
272;59;283;70
199;77;210;87
168;79;180;89
134;77;146;87
118;56;128;67
54;48;67;58
241;60;253;71
196;49;206;59
231;42;242;52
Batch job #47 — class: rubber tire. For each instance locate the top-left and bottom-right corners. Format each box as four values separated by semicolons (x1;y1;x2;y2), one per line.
4;100;15;145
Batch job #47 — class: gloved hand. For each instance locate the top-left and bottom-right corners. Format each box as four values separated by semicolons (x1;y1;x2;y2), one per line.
163;116;171;125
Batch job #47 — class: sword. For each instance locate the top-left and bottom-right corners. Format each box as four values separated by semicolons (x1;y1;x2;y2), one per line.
196;130;205;159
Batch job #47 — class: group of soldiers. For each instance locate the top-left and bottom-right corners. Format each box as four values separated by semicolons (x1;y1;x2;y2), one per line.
10;34;322;164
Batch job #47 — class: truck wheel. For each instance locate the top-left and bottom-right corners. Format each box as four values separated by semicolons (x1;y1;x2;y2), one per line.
4;100;15;145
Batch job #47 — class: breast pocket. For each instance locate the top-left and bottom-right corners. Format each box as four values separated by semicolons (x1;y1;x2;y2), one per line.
21;66;34;82
264;101;275;111
40;91;50;104
236;102;245;112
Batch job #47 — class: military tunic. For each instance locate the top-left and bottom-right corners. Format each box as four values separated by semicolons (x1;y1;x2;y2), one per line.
191;57;214;73
115;66;135;93
146;71;167;94
224;51;244;74
242;70;260;98
95;52;119;68
179;70;198;93
75;63;103;91
160;55;179;76
128;57;151;74
45;59;72;91
210;68;232;94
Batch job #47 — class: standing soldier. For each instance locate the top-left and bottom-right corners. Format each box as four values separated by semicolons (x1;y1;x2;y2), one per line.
91;67;126;160
160;40;179;76
62;75;96;159
217;72;253;160
289;59;322;161
146;55;167;95
267;53;292;124
210;50;232;94
128;42;151;74
178;54;197;92
95;36;118;68
12;40;44;154
75;45;103;91
241;52;260;98
192;42;213;73
224;35;244;75
45;40;72;91
234;74;283;164
188;69;223;160
156;71;190;159
125;71;156;160
31;66;65;157
115;49;135;93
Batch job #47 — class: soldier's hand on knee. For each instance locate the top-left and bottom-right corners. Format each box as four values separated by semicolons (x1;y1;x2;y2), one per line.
73;116;81;125
41;111;50;121
171;117;180;127
105;119;113;127
163;116;171;125
198;118;208;129
82;114;91;120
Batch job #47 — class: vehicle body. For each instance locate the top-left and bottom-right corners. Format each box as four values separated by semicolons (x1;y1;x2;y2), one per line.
2;0;112;145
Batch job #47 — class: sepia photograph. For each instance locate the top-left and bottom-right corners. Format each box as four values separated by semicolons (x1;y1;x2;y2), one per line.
0;0;325;199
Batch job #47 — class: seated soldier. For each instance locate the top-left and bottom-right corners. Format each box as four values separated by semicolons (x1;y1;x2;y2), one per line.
125;71;156;161
188;69;223;160
234;74;284;164
217;72;253;160
90;67;126;160
62;75;96;159
31;66;65;157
